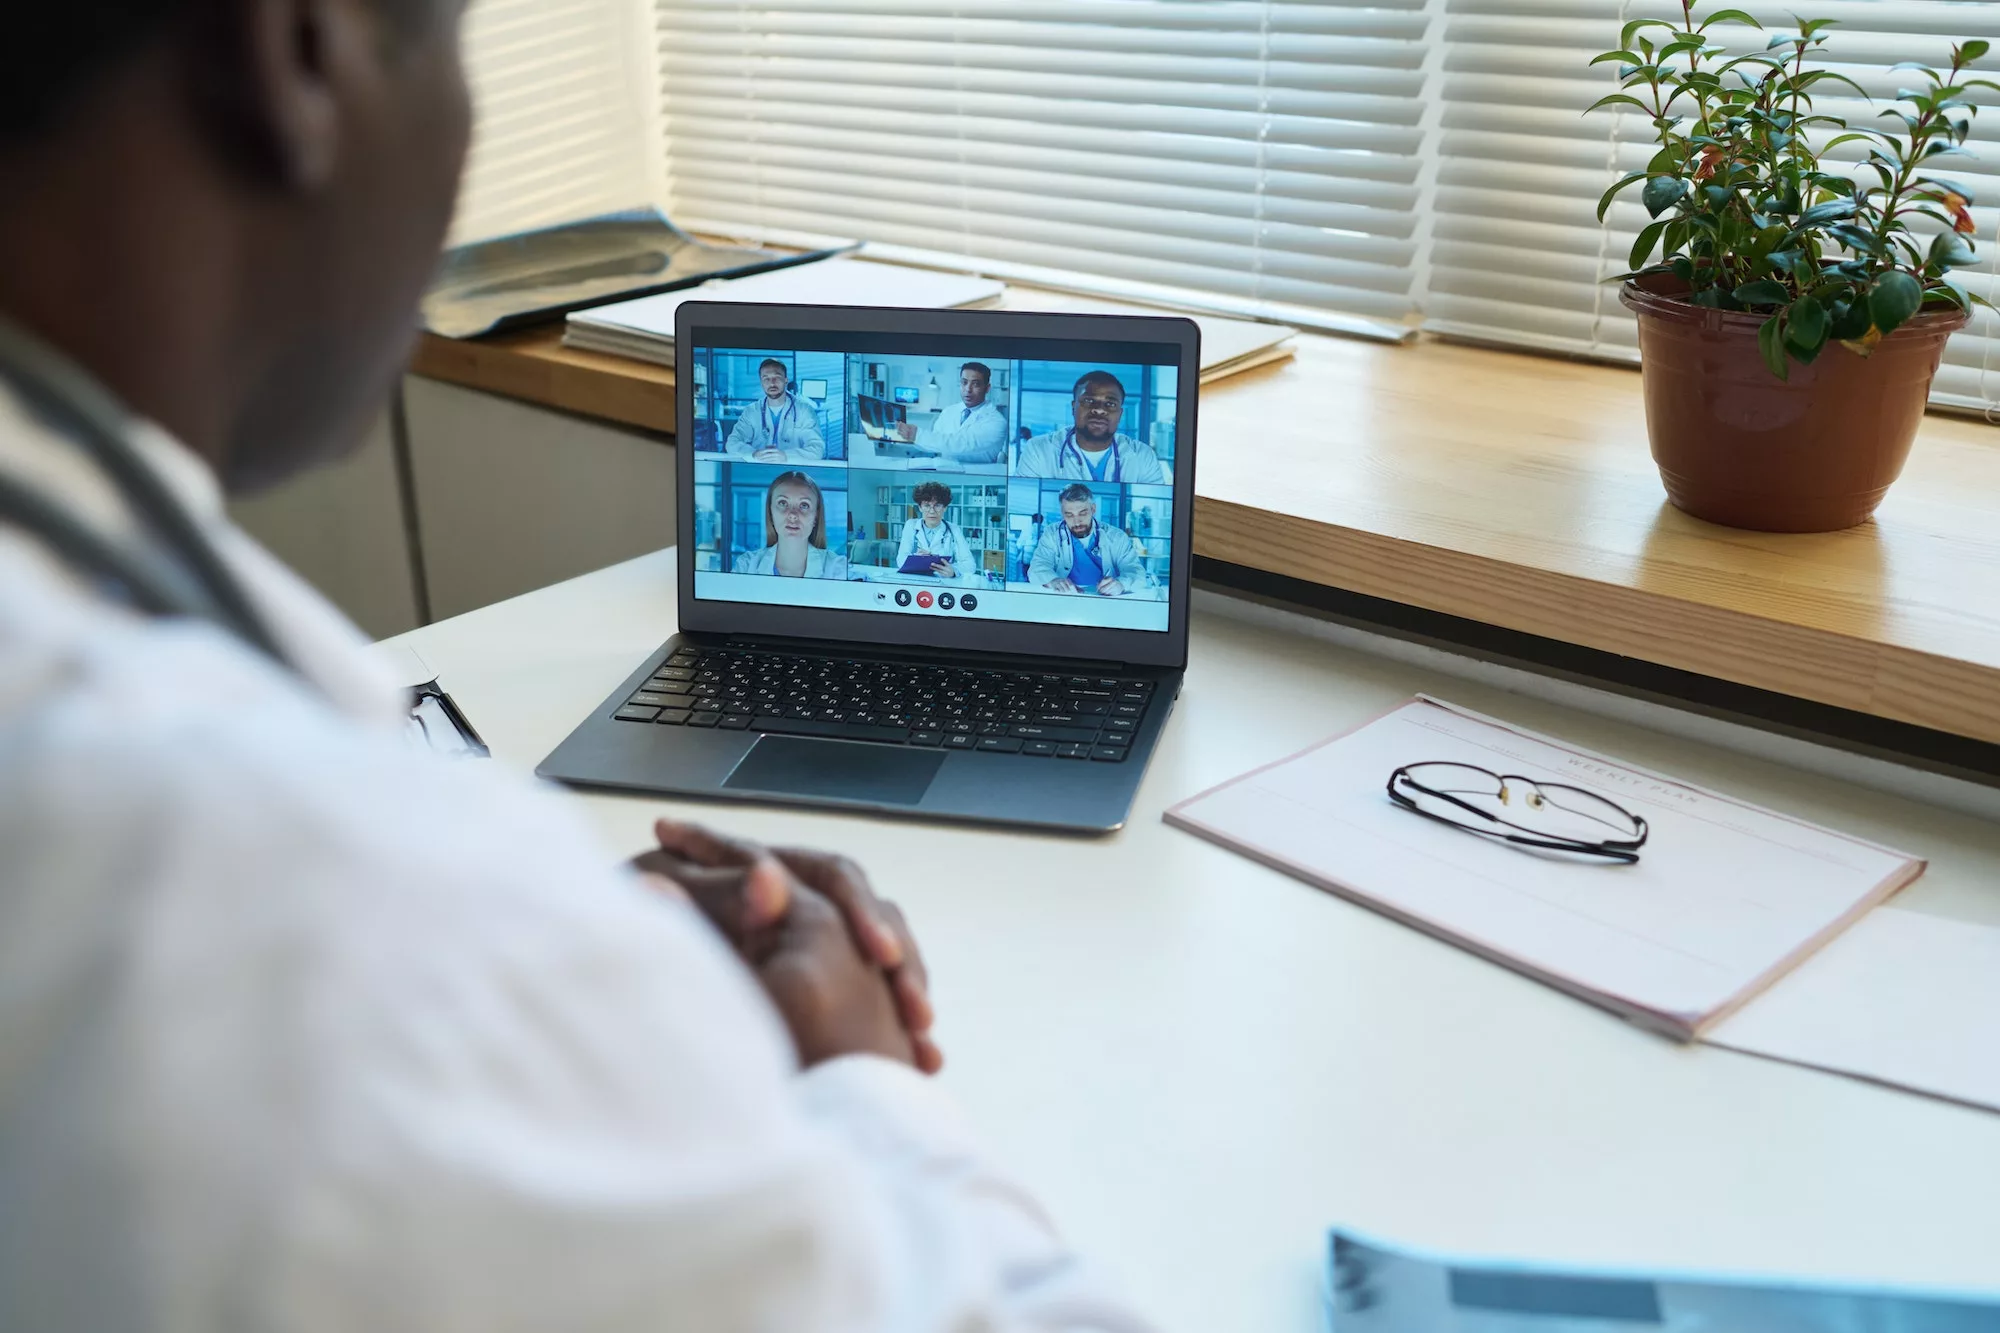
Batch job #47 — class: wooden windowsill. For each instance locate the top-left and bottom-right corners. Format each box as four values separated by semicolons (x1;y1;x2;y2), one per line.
409;290;2000;749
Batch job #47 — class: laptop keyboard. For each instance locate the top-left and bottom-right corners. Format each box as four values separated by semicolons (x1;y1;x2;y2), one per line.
612;646;1154;761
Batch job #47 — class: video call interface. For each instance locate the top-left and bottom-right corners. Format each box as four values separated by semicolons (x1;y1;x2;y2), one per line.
688;336;1182;634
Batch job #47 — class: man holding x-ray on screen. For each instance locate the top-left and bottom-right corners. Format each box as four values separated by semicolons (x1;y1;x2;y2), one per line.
895;360;1008;464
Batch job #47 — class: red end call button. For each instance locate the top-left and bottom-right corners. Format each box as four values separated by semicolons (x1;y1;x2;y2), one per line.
916;591;935;609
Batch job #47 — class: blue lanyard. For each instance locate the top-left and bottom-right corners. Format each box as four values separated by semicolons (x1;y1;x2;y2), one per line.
762;395;794;441
1058;428;1120;483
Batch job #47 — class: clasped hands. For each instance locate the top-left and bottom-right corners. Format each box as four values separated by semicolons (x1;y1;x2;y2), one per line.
635;820;943;1074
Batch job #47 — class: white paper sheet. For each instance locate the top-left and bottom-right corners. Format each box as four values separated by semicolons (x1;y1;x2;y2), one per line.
1707;906;2000;1114
566;257;1007;344
1166;698;1925;1037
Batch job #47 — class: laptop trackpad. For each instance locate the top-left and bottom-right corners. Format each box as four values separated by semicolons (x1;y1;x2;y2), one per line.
724;736;946;806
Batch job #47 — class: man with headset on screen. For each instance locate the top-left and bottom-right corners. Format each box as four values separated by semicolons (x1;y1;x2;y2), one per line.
0;5;1154;1331
725;356;828;463
1014;370;1169;484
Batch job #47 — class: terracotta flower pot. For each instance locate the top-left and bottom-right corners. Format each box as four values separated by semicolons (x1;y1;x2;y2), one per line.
1621;274;1968;532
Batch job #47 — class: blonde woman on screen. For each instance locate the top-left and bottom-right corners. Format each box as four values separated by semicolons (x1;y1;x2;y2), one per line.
734;471;851;579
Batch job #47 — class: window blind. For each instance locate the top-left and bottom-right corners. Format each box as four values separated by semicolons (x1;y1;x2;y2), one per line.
1425;0;1997;414
448;0;656;246
651;1;1435;335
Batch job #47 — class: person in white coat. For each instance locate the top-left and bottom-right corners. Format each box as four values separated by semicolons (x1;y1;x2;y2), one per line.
1014;370;1168;484
892;479;980;578
0;7;1157;1331
894;361;1008;463
733;471;851;579
726;358;828;463
1028;484;1157;596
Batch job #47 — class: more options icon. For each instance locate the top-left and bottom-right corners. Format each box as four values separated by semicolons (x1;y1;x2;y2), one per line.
938;592;956;610
894;589;912;607
959;594;979;612
916;591;935;609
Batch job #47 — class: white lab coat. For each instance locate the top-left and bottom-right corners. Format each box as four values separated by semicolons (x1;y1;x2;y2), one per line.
1014;428;1168;485
911;399;1008;464
732;543;851;579
1028;520;1155;593
893;518;978;576
725;392;827;462
0;367;1153;1331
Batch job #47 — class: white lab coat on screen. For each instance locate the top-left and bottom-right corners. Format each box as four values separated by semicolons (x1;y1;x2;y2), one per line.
912;398;1008;463
893;517;979;575
0;368;1155;1332
725;391;827;462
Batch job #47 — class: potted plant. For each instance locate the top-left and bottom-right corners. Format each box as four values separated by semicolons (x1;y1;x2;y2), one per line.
1592;7;1993;532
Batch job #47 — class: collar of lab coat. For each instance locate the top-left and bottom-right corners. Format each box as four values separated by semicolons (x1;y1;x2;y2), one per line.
0;363;405;731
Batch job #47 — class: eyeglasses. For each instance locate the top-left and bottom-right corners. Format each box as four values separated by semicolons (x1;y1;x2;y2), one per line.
1386;762;1649;864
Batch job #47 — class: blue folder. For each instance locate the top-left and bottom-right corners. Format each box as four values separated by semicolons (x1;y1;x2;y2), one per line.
1325;1227;2000;1331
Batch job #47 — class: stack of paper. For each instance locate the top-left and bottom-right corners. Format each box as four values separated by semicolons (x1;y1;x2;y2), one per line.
1168;696;2000;1115
1166;697;1925;1041
563;258;1008;365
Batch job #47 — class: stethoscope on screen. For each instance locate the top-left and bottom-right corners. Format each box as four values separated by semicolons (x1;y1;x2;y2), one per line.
0;320;290;670
1056;427;1124;482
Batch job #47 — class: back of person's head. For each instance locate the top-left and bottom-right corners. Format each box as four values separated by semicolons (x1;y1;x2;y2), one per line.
0;0;470;494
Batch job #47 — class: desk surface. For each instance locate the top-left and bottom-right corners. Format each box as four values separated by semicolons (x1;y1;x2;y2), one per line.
409;286;2000;749
386;550;2000;1333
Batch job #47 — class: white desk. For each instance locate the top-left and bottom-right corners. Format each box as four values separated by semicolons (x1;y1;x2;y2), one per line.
384;550;2000;1333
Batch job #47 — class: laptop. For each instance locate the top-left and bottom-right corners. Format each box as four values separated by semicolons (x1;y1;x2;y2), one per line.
536;301;1199;834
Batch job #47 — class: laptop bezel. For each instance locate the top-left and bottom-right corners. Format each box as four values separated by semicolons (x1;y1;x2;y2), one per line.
675;301;1199;669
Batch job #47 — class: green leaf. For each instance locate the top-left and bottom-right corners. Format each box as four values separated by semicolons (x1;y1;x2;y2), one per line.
1795;198;1858;227
1585;93;1653;115
1868;271;1924;337
1821;132;1882;154
1642;176;1688;217
1829;297;1873;341
1621;17;1677;51
1929;231;1978;269
1734;280;1791;306
1799;18;1840;36
1596;172;1649;222
1630;219;1670;271
1757;313;1791;380
1959;39;1991;62
1795;70;1873;99
1785;298;1830;362
1700;8;1763;29
1590;50;1647;66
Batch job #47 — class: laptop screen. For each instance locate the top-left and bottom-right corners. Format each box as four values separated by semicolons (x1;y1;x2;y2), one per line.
686;330;1183;636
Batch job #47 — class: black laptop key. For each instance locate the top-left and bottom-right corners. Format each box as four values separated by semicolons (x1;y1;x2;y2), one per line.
719;714;753;730
1056;743;1092;759
977;737;1024;754
1022;741;1059;758
615;705;661;723
627;691;676;709
1012;724;1098;743
910;730;944;747
1091;745;1129;762
943;733;976;750
648;679;694;696
1104;716;1138;733
686;712;721;729
656;709;692;726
